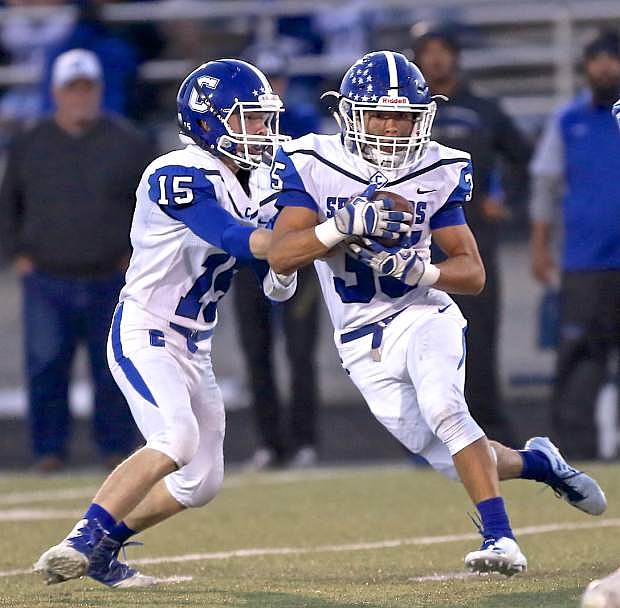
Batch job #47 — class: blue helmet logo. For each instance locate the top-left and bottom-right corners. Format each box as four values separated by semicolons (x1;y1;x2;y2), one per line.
177;59;288;169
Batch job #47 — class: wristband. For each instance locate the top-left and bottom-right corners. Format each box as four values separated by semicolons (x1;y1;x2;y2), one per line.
418;262;440;287
314;218;345;248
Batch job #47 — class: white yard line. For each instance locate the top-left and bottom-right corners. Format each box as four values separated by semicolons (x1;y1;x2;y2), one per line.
3;518;620;579
0;508;81;521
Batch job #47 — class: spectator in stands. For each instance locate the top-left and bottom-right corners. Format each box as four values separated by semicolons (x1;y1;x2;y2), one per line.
411;24;531;447
0;49;156;472
40;0;140;117
529;30;620;460
0;0;74;145
236;43;322;470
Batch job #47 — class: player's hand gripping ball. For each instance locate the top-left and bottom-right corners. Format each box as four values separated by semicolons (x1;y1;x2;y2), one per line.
370;191;414;246
344;190;413;250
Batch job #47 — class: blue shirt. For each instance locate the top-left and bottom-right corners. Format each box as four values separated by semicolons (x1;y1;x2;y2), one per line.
533;92;620;272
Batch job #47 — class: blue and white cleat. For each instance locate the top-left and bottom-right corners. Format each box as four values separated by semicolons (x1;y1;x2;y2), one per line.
524;437;607;516
34;518;104;584
87;536;157;588
464;537;527;577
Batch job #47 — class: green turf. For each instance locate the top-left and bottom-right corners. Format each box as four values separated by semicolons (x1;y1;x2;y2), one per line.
0;463;618;607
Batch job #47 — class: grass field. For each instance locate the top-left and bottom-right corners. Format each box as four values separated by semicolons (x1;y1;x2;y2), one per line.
0;462;619;608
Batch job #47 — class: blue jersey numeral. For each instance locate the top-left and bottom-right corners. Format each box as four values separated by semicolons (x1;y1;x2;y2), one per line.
333;231;422;303
175;253;235;322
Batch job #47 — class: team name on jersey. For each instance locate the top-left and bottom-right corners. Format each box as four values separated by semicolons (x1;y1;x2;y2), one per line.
325;196;428;225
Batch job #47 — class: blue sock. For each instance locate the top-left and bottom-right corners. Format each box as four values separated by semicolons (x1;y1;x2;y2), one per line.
519;449;552;482
476;496;514;540
108;521;136;544
84;503;116;532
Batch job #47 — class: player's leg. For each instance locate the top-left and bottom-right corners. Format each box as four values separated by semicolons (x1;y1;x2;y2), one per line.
35;306;200;585
404;313;525;576
489;439;606;515
86;363;225;588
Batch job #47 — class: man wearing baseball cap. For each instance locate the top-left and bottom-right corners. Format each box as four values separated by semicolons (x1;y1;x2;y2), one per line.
0;48;156;473
530;30;620;459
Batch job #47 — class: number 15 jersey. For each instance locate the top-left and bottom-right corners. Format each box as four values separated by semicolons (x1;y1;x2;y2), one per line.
273;133;473;330
120;143;272;333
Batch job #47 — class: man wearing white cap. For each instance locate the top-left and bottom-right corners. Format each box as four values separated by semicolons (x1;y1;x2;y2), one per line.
0;48;156;474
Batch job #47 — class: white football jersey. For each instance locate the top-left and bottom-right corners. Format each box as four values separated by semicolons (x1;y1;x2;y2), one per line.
120;143;272;332
272;134;473;330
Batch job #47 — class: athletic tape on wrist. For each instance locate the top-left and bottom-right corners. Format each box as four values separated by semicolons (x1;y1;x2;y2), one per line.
314;218;345;249
418;263;440;287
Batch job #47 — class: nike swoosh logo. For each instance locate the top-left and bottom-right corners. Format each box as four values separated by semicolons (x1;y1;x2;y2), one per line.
417;187;436;194
438;304;452;313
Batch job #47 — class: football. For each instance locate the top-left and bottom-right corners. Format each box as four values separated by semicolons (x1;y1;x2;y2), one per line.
371;190;413;246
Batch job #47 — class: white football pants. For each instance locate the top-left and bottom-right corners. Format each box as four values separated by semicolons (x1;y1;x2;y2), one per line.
337;296;485;480
107;300;224;508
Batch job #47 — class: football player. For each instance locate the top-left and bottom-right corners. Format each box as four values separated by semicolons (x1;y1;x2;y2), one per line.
614;97;620;128
34;59;296;588
269;50;607;576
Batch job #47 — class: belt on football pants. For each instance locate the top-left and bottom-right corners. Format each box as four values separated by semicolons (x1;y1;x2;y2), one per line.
169;322;213;353
340;308;406;362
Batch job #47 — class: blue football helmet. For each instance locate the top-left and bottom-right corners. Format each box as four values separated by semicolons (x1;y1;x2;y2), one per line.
177;59;288;169
325;50;437;170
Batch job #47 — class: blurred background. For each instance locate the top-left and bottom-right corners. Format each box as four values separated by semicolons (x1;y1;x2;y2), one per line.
0;0;618;471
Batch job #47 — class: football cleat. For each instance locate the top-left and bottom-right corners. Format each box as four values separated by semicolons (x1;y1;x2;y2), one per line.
524;437;607;516
464;536;527;577
34;518;104;584
88;536;157;588
581;568;620;608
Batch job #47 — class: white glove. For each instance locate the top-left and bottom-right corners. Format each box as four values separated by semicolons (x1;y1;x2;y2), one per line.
314;184;412;248
263;268;297;302
613;98;620;130
348;239;440;287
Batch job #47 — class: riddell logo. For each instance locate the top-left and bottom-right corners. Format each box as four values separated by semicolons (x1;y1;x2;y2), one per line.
378;96;409;104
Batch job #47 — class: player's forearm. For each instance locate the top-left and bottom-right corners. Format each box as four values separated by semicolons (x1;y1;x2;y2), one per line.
268;228;331;274
435;254;486;295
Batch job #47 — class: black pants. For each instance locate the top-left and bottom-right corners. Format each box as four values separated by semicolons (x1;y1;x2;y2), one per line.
453;249;517;447
233;265;321;458
551;270;620;459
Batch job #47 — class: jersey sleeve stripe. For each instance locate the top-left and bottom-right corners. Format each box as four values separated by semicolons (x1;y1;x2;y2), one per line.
429;202;466;229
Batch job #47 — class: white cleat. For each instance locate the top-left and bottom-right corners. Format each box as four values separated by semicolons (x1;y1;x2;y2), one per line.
581;568;620;608
112;572;159;589
464;537;527;577
524;437;607;516
34;543;89;585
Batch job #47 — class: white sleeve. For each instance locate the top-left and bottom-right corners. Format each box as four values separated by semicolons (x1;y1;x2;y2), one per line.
262;268;297;302
529;112;565;223
530;113;564;178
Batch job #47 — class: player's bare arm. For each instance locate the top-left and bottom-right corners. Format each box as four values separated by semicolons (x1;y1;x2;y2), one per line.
269;206;330;274
431;223;485;295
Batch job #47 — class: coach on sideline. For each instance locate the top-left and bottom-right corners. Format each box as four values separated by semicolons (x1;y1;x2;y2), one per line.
0;49;156;472
529;31;620;460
